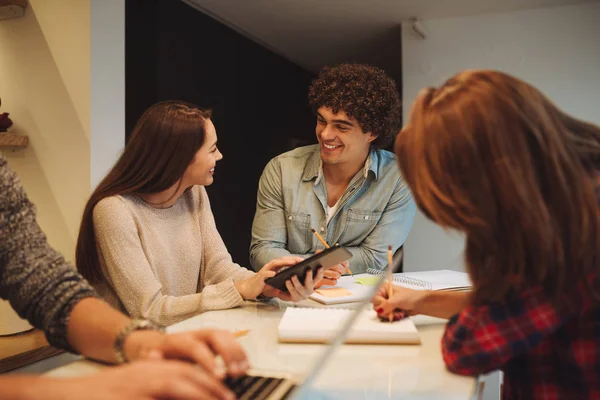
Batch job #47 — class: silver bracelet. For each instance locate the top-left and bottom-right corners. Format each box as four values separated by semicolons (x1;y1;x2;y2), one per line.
114;319;165;364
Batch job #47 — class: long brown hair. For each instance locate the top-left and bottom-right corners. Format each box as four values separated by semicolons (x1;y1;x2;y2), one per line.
76;101;212;283
396;70;600;304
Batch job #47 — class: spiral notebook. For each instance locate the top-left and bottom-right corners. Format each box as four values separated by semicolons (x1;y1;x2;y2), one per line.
278;307;421;345
309;270;471;305
362;269;472;291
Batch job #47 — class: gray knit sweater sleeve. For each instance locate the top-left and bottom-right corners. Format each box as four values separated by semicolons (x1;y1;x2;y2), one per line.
0;155;97;351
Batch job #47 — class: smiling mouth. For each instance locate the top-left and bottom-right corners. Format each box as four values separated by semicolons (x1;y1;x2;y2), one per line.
209;168;215;174
323;143;342;150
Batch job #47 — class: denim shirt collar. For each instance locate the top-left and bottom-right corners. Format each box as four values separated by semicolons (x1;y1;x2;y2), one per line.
301;146;381;183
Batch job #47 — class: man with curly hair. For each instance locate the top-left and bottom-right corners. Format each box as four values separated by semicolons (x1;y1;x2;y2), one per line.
250;64;416;280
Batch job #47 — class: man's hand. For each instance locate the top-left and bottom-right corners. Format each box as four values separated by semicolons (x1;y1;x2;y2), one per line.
311;249;350;288
315;261;349;287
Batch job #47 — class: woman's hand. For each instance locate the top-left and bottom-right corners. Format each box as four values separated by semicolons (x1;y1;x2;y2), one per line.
124;329;249;378
263;267;325;302
372;284;427;319
373;285;471;320
235;256;305;300
32;360;236;400
235;256;325;302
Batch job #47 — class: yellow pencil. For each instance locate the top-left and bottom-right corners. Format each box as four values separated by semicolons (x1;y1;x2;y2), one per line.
233;329;250;338
387;245;394;323
310;228;352;275
311;227;329;248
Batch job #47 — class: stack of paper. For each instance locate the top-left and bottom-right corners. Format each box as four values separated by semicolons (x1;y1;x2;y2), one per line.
277;307;421;345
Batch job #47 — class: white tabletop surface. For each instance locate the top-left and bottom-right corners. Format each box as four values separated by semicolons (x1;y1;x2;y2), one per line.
46;298;478;399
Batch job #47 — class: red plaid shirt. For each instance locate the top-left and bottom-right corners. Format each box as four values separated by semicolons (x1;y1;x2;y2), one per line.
442;174;600;400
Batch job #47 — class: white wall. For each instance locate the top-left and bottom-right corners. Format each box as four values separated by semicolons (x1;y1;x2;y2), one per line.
0;0;124;337
0;0;124;261
402;2;600;273
0;1;91;260
90;0;125;188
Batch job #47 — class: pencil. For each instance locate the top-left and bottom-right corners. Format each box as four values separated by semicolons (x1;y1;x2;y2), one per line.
387;245;393;323
233;329;250;338
311;228;329;248
310;228;352;275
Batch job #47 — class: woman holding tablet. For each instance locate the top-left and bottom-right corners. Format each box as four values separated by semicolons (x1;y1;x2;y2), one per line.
76;101;324;326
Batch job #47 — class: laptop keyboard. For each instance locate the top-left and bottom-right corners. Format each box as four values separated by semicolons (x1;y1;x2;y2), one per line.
224;375;296;400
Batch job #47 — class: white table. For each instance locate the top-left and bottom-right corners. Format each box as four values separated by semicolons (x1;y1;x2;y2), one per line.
46;299;479;399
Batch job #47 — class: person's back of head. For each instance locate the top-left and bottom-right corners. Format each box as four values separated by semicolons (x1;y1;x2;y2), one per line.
308;63;401;149
76;100;212;283
395;69;600;304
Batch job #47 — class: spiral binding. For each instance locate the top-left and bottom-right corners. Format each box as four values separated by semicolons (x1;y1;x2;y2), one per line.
366;268;432;290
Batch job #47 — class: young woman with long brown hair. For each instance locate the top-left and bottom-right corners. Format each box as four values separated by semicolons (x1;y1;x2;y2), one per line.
374;70;600;399
76;101;323;326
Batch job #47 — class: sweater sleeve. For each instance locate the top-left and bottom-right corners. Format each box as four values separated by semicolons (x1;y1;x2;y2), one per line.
197;187;256;285
0;156;97;351
93;195;252;326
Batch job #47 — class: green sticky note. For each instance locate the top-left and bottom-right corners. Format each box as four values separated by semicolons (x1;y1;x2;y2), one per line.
355;276;381;286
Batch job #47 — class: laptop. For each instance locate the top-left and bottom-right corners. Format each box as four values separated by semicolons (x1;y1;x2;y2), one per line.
224;254;402;400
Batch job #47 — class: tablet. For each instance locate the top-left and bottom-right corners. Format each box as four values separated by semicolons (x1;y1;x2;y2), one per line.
264;245;353;292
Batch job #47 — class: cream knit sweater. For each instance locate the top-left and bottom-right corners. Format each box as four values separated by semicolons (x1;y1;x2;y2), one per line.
92;185;256;326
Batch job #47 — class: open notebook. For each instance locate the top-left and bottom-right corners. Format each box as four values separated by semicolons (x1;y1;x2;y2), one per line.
278;307;421;345
362;269;472;291
309;269;472;305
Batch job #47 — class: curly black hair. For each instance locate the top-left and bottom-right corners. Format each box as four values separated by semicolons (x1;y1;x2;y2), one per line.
308;63;402;149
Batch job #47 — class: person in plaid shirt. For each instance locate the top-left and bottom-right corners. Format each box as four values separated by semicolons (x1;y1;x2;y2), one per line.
373;70;600;399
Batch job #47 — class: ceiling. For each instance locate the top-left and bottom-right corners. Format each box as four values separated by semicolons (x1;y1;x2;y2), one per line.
184;0;597;78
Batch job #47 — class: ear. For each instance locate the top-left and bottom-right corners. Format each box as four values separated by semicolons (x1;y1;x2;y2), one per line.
365;132;378;144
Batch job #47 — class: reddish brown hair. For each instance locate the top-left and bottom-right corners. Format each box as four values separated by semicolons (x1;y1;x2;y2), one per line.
396;70;600;303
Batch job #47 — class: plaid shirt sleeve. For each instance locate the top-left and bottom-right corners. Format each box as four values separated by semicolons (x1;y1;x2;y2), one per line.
441;286;567;376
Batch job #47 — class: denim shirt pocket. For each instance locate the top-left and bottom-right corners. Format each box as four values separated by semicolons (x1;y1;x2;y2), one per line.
286;211;312;254
339;209;383;245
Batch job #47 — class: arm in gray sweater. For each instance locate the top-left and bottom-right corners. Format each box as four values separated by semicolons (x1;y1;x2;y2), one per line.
0;155;96;351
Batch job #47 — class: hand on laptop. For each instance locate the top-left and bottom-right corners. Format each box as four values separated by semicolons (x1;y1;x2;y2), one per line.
38;360;236;400
126;328;249;378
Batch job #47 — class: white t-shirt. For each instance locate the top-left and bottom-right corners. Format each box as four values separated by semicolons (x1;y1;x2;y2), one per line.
320;155;371;225
326;198;342;225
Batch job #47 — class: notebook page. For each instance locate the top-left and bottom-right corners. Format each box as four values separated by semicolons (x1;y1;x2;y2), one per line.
363;269;472;291
396;270;472;291
278;307;420;344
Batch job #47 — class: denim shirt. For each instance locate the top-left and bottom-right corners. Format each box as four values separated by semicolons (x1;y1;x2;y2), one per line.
250;145;416;273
